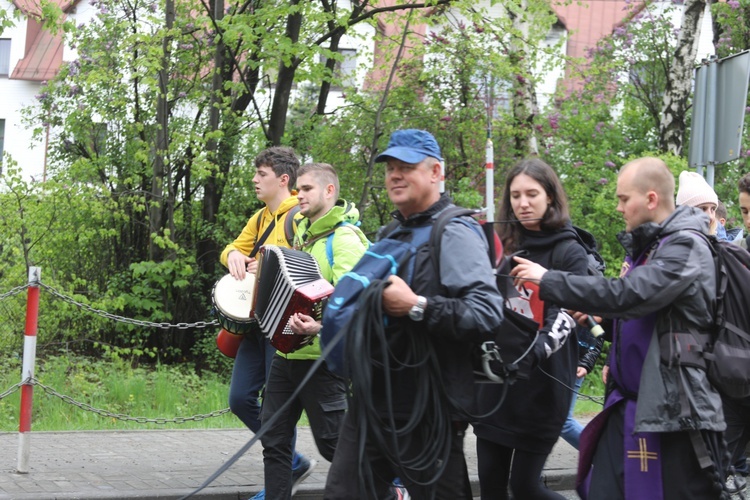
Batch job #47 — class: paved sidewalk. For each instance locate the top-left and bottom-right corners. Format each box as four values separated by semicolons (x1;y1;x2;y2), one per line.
0;427;579;499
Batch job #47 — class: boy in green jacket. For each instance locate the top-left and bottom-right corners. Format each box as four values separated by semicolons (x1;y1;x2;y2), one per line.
219;146;312;499
257;162;368;499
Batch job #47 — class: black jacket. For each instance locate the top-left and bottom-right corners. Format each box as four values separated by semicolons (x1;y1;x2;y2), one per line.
540;207;724;433
473;223;589;454
371;195;505;419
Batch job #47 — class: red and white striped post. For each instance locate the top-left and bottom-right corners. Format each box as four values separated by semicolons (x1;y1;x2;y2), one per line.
485;135;495;224
439;160;446;194
17;266;41;474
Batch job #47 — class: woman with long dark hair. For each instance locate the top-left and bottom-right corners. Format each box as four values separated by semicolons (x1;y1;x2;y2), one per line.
473;158;589;499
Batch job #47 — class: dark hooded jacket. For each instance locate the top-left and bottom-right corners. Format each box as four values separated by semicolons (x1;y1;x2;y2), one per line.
539;206;724;433
473;222;589;454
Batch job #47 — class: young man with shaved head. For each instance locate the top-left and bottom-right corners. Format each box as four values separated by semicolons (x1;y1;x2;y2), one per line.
513;157;727;499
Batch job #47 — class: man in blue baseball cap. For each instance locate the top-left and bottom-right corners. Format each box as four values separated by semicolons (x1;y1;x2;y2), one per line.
374;129;444;219
324;129;504;498
374;128;444;164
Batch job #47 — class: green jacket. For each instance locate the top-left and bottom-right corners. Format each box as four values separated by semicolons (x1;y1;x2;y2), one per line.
280;200;369;360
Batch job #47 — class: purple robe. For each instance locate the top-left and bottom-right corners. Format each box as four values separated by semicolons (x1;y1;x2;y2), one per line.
577;251;665;500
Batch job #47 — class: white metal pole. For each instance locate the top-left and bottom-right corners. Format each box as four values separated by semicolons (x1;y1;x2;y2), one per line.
439;160;445;194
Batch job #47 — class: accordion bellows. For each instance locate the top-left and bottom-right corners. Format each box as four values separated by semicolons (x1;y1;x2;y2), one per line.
252;245;334;353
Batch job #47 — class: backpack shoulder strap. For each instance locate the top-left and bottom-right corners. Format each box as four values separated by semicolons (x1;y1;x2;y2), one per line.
554;226;606;274
428;207;483;273
377;219;402;241
284;205;302;247
325;221;370;269
250;209;277;258
325;222;349;268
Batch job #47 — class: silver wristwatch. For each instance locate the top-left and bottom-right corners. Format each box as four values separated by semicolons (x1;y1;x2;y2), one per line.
408;296;427;321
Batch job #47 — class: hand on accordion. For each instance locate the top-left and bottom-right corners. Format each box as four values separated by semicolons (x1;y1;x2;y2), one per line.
288;312;322;336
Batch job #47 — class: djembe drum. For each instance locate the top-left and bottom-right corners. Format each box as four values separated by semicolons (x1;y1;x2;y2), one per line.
211;273;259;357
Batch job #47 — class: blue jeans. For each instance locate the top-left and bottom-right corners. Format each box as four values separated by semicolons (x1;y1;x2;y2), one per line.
228;333;278;432
560;376;584;450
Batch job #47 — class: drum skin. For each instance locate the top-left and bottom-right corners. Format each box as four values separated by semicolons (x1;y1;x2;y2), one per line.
212;273;259;335
216;328;243;358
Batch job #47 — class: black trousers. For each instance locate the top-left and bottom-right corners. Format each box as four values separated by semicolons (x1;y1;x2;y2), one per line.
722;395;750;471
260;356;347;499
324;410;472;500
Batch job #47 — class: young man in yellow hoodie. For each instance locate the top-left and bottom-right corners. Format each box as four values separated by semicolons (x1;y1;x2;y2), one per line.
219;146;312;498
257;162;368;500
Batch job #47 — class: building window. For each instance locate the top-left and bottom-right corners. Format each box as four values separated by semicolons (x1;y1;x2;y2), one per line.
0;39;10;77
323;48;357;89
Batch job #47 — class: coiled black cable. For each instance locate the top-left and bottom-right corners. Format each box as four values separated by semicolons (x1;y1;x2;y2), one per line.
344;279;453;497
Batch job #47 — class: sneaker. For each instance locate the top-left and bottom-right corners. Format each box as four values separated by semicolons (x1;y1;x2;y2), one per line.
249;490;265;500
290;455;317;495
391;477;411;500
727;474;747;494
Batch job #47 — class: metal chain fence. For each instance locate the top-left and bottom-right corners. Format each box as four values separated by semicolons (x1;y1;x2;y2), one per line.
0;280;219;330
0;377;231;424
38;282;219;330
0;381;23;401
0;283;30;302
0;279;229;425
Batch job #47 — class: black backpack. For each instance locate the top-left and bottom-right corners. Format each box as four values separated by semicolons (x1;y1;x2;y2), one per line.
699;235;750;399
551;225;606;277
666;232;750;399
320;206;483;376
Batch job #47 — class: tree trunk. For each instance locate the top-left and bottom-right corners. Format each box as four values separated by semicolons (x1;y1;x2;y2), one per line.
660;0;711;155
316;31;342;116
151;0;174;261
268;0;302;145
509;1;539;157
198;0;228;279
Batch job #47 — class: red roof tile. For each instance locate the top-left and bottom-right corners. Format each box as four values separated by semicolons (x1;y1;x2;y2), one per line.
10;0;77;81
551;0;635;90
11;18;64;81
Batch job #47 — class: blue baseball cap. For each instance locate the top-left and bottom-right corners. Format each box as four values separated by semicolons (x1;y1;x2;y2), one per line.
374;129;443;163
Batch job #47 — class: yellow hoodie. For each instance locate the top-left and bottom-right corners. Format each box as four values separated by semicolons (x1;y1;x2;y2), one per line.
220;195;300;267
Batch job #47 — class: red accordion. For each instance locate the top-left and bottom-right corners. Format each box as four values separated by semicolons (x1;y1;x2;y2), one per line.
251;245;334;353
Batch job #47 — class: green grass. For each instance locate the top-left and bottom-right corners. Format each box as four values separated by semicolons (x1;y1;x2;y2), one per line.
0;355;243;431
0;354;602;432
574;366;607;419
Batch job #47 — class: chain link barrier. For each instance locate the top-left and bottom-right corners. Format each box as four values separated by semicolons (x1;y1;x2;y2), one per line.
24;377;231;424
0;283;30;302
0;280;218;330
0;381;24;401
37;282;218;330
1;280;228;426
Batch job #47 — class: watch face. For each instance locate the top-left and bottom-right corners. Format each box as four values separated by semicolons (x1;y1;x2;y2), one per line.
409;297;425;321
